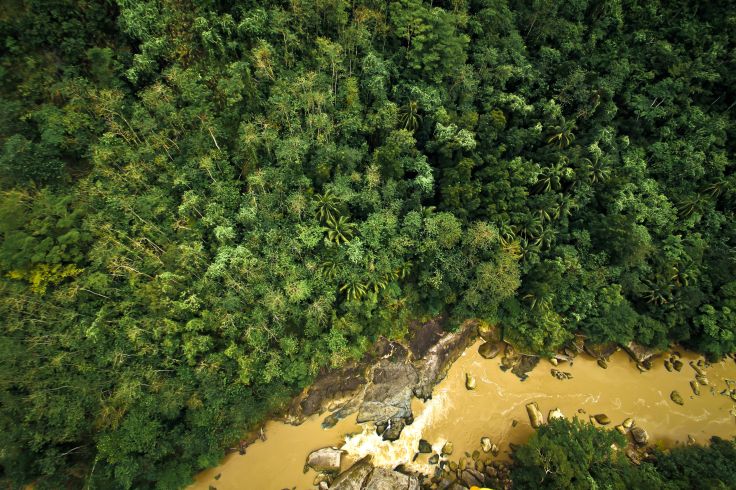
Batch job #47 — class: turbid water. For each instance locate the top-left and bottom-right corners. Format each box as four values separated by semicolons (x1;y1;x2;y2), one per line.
191;341;736;490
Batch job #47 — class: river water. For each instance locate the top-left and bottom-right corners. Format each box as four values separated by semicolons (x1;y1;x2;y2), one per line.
191;342;736;490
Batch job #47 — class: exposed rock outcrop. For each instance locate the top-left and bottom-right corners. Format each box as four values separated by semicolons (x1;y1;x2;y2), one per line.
357;360;417;424
623;341;660;364
413;321;478;400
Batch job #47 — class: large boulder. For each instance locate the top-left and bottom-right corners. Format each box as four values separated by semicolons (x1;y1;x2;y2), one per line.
357;361;417;424
584;342;618;360
478;341;502;359
623;341;660;364
407;317;447;360
631;426;649;446
362;467;420;490
526;402;544;428
306;447;343;473
511;355;540;381
478;321;502;343
670;390;684;406
413;321;477;400
329;457;373;490
461;468;485;487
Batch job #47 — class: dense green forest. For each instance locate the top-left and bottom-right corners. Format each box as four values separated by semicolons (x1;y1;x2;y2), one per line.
1;0;734;488
511;418;736;489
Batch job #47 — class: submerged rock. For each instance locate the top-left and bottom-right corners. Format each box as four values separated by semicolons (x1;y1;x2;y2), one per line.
465;372;476;390
670;390;684;405
478;341;502;359
593;413;611;425
597;359;608;369
306;447;343;473
526;402;544;428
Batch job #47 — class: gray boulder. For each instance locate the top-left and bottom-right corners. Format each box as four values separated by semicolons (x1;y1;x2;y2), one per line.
306;447;342;473
357;361;417;424
362;467;420;490
329;457;373;490
478;341;502;359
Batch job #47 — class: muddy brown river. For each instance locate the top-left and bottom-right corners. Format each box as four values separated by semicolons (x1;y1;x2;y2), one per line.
191;342;736;490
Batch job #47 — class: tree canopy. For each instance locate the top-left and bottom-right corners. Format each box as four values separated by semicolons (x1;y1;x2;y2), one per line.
0;0;734;488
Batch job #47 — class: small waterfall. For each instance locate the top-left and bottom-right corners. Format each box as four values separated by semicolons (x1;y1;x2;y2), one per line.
340;390;453;473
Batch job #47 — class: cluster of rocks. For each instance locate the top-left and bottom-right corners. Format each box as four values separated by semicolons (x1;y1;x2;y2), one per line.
318;456;421;490
286;317;477;442
422;437;511;490
550;368;573;380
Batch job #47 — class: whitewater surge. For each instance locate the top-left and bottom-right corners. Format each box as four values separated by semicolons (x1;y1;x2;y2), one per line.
340;390;453;474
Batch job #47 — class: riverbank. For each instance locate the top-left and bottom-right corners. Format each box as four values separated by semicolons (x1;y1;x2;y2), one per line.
190;324;736;490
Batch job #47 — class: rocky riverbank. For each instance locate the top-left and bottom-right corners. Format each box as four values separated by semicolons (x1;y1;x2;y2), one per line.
292;322;736;490
192;318;736;490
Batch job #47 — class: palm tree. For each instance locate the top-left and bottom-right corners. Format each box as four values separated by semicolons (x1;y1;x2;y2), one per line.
677;194;704;219
582;156;611;184
498;216;517;245
340;280;367;301
514;213;543;240
553;196;578;220
315;190;340;223
534;226;558;249
323;215;356;244
701;178;727;198
535;160;568;193
546;117;576;148
399;100;422;131
319;259;339;280
642;278;673;305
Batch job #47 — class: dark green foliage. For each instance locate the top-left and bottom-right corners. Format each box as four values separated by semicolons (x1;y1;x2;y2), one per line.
511;419;736;489
0;0;734;488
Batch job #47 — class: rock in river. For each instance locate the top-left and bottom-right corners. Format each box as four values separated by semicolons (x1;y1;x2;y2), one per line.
418;439;432;454
465;372;476;390
548;408;565;421
622;417;634;429
690;380;700;396
478;341;502;359
593;413;611;425
306;447;343;473
480;437;493;453
670;390;684;406
442;441;454;456
673;359;684;371
631;426;649;446
526;402;544;428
